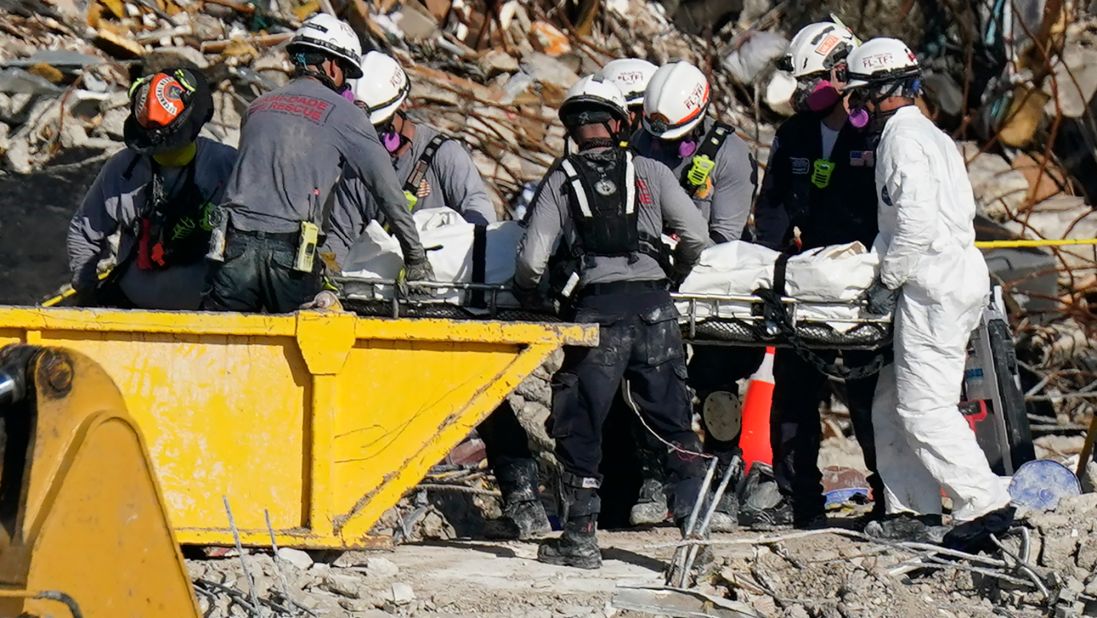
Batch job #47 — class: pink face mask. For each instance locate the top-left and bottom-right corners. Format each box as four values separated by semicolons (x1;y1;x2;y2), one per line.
677;139;698;158
341;87;357;103
806;80;841;112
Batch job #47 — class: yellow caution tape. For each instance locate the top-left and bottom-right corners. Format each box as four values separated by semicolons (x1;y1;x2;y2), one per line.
976;238;1097;249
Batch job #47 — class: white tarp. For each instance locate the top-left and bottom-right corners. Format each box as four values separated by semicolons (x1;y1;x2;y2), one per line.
676;241;881;331
342;216;883;332
341;208;522;305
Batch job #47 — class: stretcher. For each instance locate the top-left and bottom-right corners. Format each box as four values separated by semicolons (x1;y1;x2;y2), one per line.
335;277;894;351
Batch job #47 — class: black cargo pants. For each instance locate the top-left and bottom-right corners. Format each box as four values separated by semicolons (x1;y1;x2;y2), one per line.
770;348;885;522
550;284;706;520
202;231;321;313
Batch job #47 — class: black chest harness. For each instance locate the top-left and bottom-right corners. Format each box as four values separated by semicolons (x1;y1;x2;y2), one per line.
680;121;733;197
123;154;217;271
558;150;669;274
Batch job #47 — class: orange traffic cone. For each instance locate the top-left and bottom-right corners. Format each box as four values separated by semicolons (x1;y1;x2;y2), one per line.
740;346;776;473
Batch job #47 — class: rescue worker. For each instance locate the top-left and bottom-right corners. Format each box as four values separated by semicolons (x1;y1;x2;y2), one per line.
594;58;657;134
515;76;711;569
324;50;497;266
752;22;885;529
842;38;1013;534
68;67;236;310
631;61;759;530
203;14;431;313
327;51;549;539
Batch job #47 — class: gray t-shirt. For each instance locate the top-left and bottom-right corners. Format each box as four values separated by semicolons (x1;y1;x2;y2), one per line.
631;117;756;243
515;150;709;290
221;76;424;261
325;123;496;268
67;137;237;309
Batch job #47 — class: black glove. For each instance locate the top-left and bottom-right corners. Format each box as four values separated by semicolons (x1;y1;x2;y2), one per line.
864;277;900;315
512;280;542;310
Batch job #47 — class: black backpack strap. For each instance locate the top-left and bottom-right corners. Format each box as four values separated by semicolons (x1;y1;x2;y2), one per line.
772;252;791;297
403;134;451;196
471;223;487;307
682;121;734;195
697;121;733;160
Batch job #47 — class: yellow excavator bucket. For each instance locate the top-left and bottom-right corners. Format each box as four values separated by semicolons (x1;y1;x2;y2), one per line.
0;345;200;617
0;307;597;550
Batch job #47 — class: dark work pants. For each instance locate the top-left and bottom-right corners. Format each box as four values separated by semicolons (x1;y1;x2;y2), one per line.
202;233;320;313
478;399;537;500
770;348;884;521
550;287;706;520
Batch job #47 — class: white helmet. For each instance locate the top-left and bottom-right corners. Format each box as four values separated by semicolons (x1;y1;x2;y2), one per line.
354;51;410;125
781;22;859;79
558;75;628;128
596;58;657;108
288;14;363;79
642;61;710;140
843;37;920;90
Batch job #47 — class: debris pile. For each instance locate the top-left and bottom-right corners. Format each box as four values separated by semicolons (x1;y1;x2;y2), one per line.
710;495;1097;617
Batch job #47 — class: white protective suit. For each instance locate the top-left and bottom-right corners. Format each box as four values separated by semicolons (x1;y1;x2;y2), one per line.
871;106;1011;522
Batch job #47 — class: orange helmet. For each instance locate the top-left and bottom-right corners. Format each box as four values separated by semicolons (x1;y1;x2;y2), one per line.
124;67;212;154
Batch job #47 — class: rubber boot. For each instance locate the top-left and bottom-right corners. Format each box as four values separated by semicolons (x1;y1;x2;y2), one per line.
485;458;551;540
538;476;602;569
629;478;669;526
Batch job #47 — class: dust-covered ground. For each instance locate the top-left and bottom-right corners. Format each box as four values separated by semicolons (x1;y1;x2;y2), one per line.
187;495;1097;618
0;151;109;305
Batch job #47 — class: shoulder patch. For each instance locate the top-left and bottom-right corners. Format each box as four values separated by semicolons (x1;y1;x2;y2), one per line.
636;178;654;207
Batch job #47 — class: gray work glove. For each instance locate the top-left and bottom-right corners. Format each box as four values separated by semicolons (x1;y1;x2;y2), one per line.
864;277;900;315
397;257;435;296
299;290;342;311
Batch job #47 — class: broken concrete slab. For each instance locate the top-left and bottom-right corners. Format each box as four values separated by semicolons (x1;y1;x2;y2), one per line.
276;547;314;570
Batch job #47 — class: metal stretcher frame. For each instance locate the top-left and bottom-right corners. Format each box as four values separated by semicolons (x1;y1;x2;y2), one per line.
336;277;894;351
672;291;893;350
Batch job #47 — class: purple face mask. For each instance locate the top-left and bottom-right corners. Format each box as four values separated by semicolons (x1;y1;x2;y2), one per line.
341;87;357;103
848;108;870;128
381;130;402;153
678;139;698;158
806;80;841;112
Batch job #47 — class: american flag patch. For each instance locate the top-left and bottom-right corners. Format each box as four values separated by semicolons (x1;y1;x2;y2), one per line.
850;150;874;167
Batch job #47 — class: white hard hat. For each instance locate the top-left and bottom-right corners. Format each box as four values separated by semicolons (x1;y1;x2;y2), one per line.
288;14;364;79
843;37;920;90
354;51;410;125
782;22;859;79
558;74;629;127
642;61;710;140
595;58;658;107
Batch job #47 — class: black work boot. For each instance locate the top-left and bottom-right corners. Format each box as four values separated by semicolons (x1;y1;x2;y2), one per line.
865;513;947;543
538;477;602;569
485;458;551;540
629;478;669;526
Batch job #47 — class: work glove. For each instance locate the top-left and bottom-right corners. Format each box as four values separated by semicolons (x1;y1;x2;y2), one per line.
397;257;435;296
512;280;555;314
299;290;342;311
863;277;900;316
669;259;695;291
